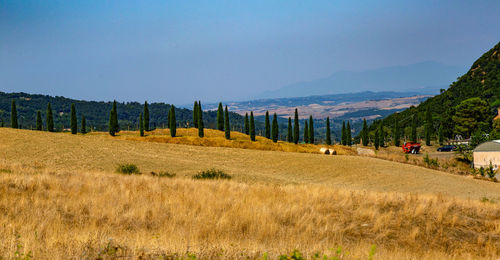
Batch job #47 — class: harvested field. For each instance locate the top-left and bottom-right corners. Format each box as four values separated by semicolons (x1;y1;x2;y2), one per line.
0;128;499;259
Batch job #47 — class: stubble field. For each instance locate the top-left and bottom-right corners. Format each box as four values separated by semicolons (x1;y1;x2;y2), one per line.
0;128;499;259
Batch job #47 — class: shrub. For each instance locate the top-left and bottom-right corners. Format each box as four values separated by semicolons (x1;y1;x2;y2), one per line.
150;171;176;178
193;169;231;180
479;167;485;177
487;161;497;179
116;164;140;175
423;153;439;168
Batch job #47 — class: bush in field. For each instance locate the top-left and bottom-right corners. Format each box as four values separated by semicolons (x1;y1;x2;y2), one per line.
487;161;497;179
116;164;140;174
423;153;439;168
193;169;231;180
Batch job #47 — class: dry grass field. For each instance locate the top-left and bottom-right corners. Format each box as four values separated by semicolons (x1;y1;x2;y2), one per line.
0;128;499;259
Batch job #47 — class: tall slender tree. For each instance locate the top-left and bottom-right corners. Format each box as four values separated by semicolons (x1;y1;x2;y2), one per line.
193;101;199;128
287;117;293;142
309;116;314;144
272;113;278;142
224;105;230;140
36;111;43;131
250;112;256;141
265;111;270;139
139;113;144;137
144;101;150;131
341;121;346;145
109;106;116;136
244;113;249;135
304;121;309;144
81;115;87;134
10;100;18;129
374;129;380;150
46;103;54;132
346;121;352;146
425;109;432;146
362;119;369;146
393;118;400;147
198;101;204;137
111;100;119;134
411;115;417;142
70;103;77;134
169;105;176;137
438;124;444;145
325;117;331;145
378;122;383;148
217;102;224;131
293;109;299;144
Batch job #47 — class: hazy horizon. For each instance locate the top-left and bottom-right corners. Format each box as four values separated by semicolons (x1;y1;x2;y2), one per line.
1;1;499;104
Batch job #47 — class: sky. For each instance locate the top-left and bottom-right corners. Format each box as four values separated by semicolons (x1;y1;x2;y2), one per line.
1;0;499;104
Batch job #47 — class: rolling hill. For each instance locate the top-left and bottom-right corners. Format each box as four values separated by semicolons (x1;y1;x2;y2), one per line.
0;128;499;259
367;41;500;139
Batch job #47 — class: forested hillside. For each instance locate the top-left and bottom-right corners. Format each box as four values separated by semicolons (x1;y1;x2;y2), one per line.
366;41;500;141
0;92;253;132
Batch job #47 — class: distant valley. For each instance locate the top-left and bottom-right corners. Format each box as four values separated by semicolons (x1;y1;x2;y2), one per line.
205;91;432;122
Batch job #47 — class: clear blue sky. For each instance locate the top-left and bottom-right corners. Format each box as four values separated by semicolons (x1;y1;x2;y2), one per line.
1;0;499;104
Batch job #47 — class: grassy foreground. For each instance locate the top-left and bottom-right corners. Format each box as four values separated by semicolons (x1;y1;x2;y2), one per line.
0;128;499;259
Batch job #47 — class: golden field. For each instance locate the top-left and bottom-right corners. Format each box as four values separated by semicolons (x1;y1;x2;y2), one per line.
0;128;499;259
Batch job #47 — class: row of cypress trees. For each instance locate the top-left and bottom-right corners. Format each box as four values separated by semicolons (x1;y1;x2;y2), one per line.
9;99;342;145
9;100;86;134
340;121;352;146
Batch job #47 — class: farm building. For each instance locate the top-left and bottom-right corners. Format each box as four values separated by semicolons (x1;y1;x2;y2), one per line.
473;140;500;169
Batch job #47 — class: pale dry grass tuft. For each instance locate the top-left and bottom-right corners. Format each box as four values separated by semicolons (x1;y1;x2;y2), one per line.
0;167;498;259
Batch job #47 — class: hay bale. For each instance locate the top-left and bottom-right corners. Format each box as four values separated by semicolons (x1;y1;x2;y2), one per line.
329;149;337;155
319;148;330;154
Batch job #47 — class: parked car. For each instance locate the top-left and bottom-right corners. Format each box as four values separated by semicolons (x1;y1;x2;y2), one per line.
437;145;457;152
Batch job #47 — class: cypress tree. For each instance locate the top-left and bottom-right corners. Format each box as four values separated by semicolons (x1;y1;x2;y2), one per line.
109;106;116;136
198;101;204;137
341;121;346;145
10;100;18;129
36;111;43;131
144;101;150;131
346;121;352;146
139;113;144;137
224;106;230;140
378;122;384;148
425;109;432;146
272;113;278;143
193;101;199;128
169;105;176;137
362;119;369;146
250;112;256;141
325;117;331;145
411;115;417;142
217;102;224;131
46;103;54;132
394;118;401;147
81;115;87;134
70;103;77;134
438;124;444;145
287;117;293;142
374;129;380;150
110;100;119;134
293;109;299;144
304;121;309;144
265;111;270;139
244;113;249;135
309;116;314;144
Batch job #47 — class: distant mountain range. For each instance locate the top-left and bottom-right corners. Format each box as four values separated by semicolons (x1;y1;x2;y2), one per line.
258;61;464;99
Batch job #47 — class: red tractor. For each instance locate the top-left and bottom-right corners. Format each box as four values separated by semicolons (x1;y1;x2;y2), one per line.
402;142;421;154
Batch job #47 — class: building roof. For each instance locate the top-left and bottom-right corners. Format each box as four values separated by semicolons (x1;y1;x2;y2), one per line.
474;140;500;152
